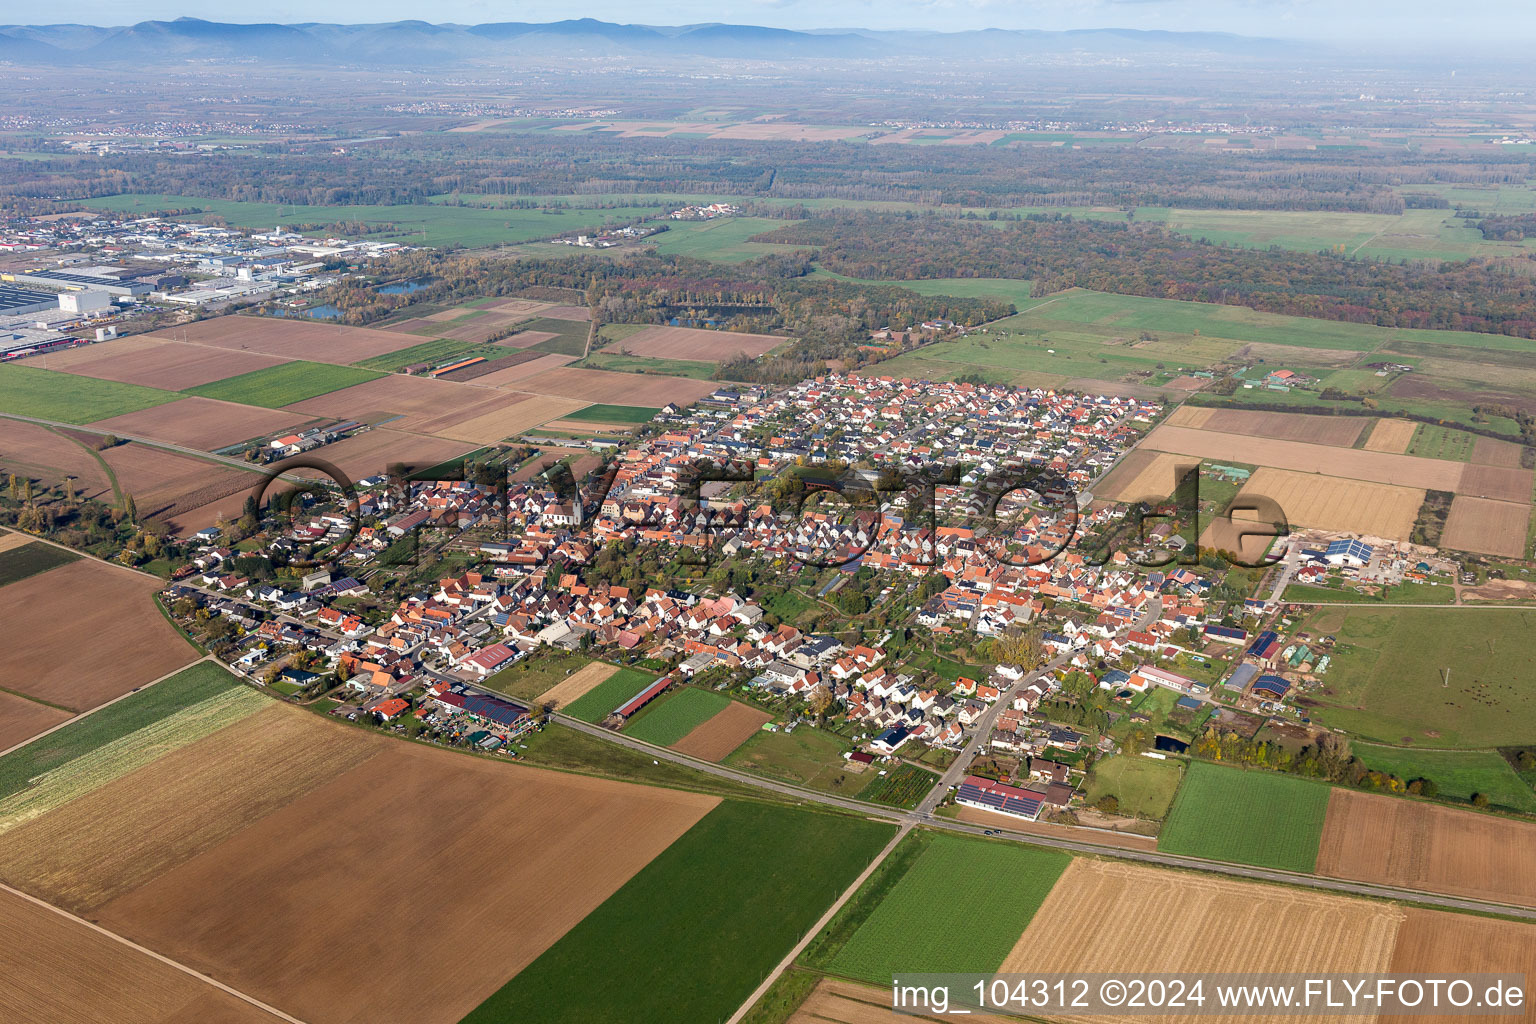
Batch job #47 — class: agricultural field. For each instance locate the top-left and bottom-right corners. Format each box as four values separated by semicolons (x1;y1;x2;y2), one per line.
1093;450;1194;502
623;686;734;746
1157;761;1331;872
1231;467;1423;542
1382;911;1536;1024
528;660;618;708
0;662;241;801
670;700;773;761
649;216;796;262
1000;858;1404;1023
1362;417;1418;453
1300;606;1536;747
479;650;597;702
155;314;426;364
611;325;785;362
0;540;77;587
100;443;262;531
561;666;662;723
186;361;382;409
0;558;198;711
811;830;1069;984
1165;406;1367;446
353;337;510;372
0;363;177;424
1440;496;1530;558
0;692;73;754
462;801;895;1024
513;364;717;406
1349;743;1536;813
726;725;872;798
0;419;115;501
1316;789;1536;908
463;352;576;387
499;316;588;355
1082;755;1184;819
1405;422;1476;461
576;350;720;379
568;403;659;425
278;427;473;483
19;334;290;390
858;762;939;808
283;373;587;443
89;396;311;452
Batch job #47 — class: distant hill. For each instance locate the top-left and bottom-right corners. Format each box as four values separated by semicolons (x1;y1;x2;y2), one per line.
0;17;1309;66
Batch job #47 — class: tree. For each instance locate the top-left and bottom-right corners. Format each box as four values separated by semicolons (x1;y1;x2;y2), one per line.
123;493;138;524
808;686;835;720
1095;794;1119;814
1472;792;1490;808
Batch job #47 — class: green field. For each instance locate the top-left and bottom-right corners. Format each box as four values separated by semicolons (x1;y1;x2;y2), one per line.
0;363;178;424
624;687;733;746
1405;423;1476;462
650;217;795;262
1157;762;1331;873
185;361;381;408
562;666;662;723
80;194;673;249
858;762;938;808
726;725;870;798
809;830;1069;984
1281;581;1458;605
0;542;78;587
1083;755;1184;819
1301;606;1536;747
511;316;590;356
572;403;660;425
353;337;512;372
0;662;241;801
481;650;598;702
462;801;895;1024
578;351;719;379
1351;743;1536;813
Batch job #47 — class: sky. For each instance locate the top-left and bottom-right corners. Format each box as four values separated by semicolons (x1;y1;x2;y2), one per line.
8;0;1532;48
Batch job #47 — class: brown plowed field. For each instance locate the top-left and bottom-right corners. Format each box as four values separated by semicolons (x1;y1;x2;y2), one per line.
0;888;286;1024
0;705;383;912
96;735;718;1024
516;365;717;406
1142;424;1465;491
1382;910;1536;1024
285;374;583;442
0;559;195;710
1440;496;1530;557
1095;450;1197;502
1457;464;1535;502
614;326;784;362
1471;436;1526;467
1316;789;1536;908
101;443;262;525
90;396;311;451
1001;859;1402;1024
0;691;72;752
494;330;559;349
472;353;577;387
1364;418;1418;453
284;427;474;483
24;337;289;390
540;304;590;321
671;701;772;760
1193;409;1367;447
0;419;113;500
157;316;425;364
1231;467;1424;542
951;805;1158;850
788;979;1022;1024
482;298;553;316
536;660;618;708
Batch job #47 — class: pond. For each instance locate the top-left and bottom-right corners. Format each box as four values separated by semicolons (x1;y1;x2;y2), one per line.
1154;735;1190;754
377;279;429;295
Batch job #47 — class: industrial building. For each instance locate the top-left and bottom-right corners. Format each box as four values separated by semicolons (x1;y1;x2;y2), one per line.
0;285;58;316
4;268;151;297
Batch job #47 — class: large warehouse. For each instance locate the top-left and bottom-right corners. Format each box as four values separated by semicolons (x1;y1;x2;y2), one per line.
0;285;58;316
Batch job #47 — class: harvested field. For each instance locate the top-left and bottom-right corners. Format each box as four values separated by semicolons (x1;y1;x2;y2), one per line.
535;660;619;709
540;305;590;320
1164;406;1215;427
282;428;473;483
433;351;561;382
157;316;425;364
1095;450;1197;502
0;418;112;500
671;700;773;761
1001;859;1403;1024
515;365;717;406
0;888;286;1024
1198;512;1286;564
101;443;262;527
285;374;585;442
1471;435;1526;468
1143;424;1465;490
788;978;1022;1024
0;704;382;912
90;396;311;451
613;325;784;362
1440;496;1530;557
952;805;1158;849
22;336;292;390
0;559;195;711
1231;467;1424;542
1382;910;1536;1024
471;353;578;387
0;692;72;753
481;297;552;316
1457;463;1535;502
97;737;718;1024
0;531;35;555
1315;789;1536;908
1190;409;1368;446
1364;417;1418;453
494;330;559;349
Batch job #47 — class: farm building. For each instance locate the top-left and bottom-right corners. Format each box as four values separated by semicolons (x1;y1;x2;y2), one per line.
1223;663;1259;693
614;675;672;720
1325;539;1374;567
1204;624;1248;645
1252;675;1291;700
956;775;1044;821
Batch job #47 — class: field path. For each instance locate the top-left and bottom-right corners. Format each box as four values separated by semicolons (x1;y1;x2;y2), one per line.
724;822;913;1024
0;878;305;1023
